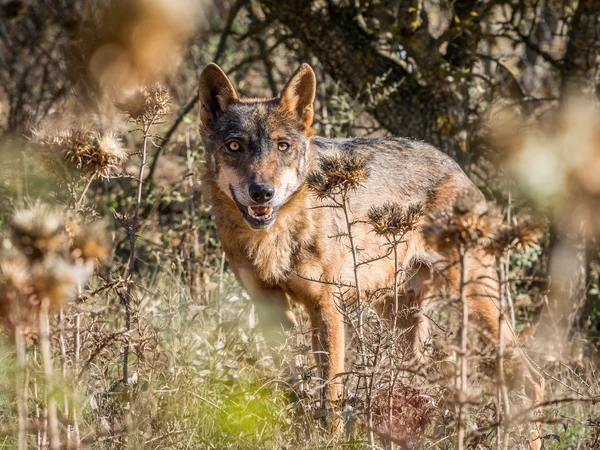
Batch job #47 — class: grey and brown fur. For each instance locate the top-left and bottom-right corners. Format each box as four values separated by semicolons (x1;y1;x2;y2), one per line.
198;63;544;449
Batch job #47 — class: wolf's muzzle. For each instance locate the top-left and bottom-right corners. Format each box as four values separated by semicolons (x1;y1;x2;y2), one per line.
230;186;279;230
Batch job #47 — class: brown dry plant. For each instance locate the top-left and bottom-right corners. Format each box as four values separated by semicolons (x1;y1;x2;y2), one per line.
34;128;128;180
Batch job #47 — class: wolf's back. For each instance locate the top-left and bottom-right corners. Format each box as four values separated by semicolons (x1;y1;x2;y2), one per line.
311;136;480;211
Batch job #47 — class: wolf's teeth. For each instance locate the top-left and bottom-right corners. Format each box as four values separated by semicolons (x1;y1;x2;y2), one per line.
247;206;255;217
265;207;273;215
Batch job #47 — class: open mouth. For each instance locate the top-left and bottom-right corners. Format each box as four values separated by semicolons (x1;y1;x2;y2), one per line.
230;188;279;229
241;204;279;228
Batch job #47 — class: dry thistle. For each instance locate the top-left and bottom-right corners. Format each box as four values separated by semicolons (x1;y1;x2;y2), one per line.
9;205;66;260
116;84;171;123
368;202;424;237
307;153;369;198
34;128;128;179
0;206;108;334
372;385;433;440
68;220;110;264
423;193;500;251
485;216;543;256
30;256;86;311
0;247;33;331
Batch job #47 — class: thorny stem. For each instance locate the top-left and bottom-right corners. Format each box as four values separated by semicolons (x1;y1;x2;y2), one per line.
341;191;364;345
73;285;82;448
16;326;27;450
457;244;469;450
505;192;516;329
392;239;400;336
40;299;60;450
33;346;41;449
123;115;154;385
496;255;511;450
76;177;94;209
388;238;400;450
186;131;202;300
340;191;375;449
218;250;226;302
58;309;71;447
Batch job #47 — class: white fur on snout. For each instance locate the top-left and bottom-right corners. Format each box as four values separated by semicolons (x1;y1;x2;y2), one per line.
270;168;302;205
217;167;242;202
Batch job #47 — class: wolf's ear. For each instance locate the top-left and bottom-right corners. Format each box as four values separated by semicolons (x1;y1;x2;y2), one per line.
198;63;238;128
280;64;316;129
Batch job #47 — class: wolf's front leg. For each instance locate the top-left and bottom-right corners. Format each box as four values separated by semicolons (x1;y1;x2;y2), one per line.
237;269;297;368
252;291;297;355
310;300;345;412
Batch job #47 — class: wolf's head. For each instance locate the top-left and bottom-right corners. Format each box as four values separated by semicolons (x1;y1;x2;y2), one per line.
198;63;316;230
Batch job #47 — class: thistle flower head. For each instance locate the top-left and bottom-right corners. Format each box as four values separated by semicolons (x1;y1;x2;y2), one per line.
0;246;31;293
0;247;35;332
68;220;109;264
9;205;66;260
34;128;127;179
372;385;432;440
0;206;108;334
368;202;424;237
31;256;86;310
423;193;500;251
485;215;543;256
116;84;171;123
307;153;369;198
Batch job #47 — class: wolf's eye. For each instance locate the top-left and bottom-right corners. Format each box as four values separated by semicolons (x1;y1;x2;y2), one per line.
226;141;240;152
278;142;290;152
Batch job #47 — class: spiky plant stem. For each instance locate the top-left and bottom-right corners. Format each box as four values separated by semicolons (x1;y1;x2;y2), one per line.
218;250;226;303
73;289;81;448
496;255;511;450
58;309;71;448
123;113;156;384
16;325;27;450
39;298;60;449
76;177;94;209
457;244;469;450
388;237;400;450
341;192;364;344
33;346;41;449
505;192;516;329
185;131;202;300
340;191;374;448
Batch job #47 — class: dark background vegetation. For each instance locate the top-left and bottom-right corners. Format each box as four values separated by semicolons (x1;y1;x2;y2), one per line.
0;0;599;448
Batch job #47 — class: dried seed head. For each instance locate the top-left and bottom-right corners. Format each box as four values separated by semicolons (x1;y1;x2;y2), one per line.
423;193;500;250
0;250;34;332
9;205;66;260
368;202;424;237
486;216;543;255
68;221;109;264
509;218;543;251
306;172;331;200
116;84;171;123
0;206;108;334
0;246;31;293
34;128;127;179
372;385;432;440
31;256;85;311
307;153;369;198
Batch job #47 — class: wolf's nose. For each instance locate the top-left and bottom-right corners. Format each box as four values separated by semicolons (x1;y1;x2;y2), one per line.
249;183;275;203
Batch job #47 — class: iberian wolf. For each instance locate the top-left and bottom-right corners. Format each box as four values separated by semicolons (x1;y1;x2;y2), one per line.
198;63;544;449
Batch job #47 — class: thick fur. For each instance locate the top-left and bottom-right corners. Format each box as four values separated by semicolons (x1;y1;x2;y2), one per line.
198;63;544;449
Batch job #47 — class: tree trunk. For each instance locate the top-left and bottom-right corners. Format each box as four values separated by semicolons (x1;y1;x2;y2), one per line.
561;0;600;98
260;0;462;158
